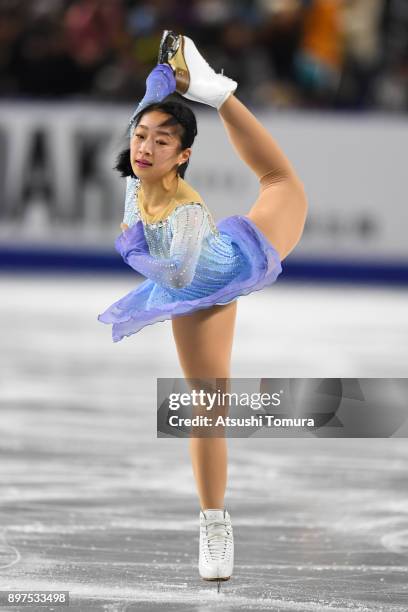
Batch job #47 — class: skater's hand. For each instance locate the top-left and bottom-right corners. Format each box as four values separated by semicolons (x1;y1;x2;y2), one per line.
145;64;176;97
115;219;148;259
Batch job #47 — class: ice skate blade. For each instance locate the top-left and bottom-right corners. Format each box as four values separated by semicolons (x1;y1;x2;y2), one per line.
158;30;189;94
201;576;230;581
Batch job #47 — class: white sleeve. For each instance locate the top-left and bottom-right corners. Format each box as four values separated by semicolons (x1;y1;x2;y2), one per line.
122;176;141;228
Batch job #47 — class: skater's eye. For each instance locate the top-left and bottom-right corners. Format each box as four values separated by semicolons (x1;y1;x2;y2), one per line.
135;134;144;139
157;141;168;145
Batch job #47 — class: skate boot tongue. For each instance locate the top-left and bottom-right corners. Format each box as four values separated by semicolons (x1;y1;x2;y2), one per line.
203;509;224;520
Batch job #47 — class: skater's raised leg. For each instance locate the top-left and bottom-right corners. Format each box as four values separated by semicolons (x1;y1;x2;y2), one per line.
218;94;307;260
160;29;308;260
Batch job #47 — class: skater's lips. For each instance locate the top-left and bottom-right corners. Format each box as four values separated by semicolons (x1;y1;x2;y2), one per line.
136;159;153;167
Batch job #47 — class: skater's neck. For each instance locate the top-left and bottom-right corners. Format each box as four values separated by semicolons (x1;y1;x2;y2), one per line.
139;174;179;215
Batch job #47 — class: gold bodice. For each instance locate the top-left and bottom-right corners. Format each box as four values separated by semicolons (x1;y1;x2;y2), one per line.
137;176;205;225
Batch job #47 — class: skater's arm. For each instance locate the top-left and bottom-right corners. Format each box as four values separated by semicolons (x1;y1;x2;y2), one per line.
116;204;209;288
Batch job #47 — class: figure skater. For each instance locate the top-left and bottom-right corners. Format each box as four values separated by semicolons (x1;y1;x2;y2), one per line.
98;31;308;586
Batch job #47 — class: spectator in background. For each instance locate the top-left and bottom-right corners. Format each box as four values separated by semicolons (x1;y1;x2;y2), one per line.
28;0;66;20
63;0;125;95
12;16;85;97
294;0;343;106
0;1;25;95
375;0;408;111
336;0;385;110
64;0;124;67
257;0;305;107
382;0;408;69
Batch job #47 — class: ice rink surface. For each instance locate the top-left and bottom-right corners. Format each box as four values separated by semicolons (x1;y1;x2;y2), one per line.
1;275;408;611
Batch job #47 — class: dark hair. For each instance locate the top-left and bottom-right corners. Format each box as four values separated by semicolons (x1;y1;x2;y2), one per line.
114;100;197;180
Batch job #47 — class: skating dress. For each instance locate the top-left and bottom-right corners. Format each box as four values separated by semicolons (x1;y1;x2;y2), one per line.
98;175;282;342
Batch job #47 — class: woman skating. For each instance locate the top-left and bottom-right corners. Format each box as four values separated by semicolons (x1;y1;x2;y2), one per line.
98;30;307;584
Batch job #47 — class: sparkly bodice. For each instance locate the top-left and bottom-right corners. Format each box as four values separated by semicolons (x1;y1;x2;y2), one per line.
118;175;244;290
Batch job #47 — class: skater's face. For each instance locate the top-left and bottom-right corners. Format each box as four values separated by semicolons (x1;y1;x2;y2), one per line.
130;111;191;180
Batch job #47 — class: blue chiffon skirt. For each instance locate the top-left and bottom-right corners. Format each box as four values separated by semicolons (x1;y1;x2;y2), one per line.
98;215;282;342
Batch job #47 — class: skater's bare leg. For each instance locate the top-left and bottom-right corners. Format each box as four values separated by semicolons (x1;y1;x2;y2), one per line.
218;94;308;260
189;436;227;510
172;301;237;511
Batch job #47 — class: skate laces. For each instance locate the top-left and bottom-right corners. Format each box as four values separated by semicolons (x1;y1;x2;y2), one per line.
204;519;232;561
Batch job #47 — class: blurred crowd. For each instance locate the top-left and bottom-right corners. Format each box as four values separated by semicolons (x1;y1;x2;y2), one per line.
1;0;407;111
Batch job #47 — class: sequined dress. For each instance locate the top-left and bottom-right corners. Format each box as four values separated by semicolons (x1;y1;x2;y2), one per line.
98;175;282;342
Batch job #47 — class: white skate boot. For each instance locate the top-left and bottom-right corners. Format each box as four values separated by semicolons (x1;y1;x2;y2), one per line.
199;509;234;582
158;30;237;110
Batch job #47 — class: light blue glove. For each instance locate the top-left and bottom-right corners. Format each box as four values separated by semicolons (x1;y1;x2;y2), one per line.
129;63;176;134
